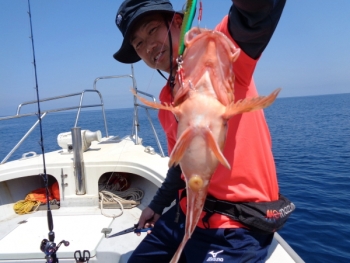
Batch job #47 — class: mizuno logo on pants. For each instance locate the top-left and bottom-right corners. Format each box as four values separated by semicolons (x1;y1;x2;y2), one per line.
206;250;224;262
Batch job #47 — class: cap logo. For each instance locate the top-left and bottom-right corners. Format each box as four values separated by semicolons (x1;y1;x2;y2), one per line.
116;14;122;27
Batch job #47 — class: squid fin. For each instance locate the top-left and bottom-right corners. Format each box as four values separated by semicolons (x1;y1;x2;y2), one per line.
205;128;231;170
223;88;281;119
169;127;194;167
131;88;177;113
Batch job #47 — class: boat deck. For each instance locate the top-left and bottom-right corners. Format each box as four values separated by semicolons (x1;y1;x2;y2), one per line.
0;203;303;263
0;205;145;262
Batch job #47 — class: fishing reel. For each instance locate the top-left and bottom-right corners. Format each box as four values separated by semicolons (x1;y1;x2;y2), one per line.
40;238;70;263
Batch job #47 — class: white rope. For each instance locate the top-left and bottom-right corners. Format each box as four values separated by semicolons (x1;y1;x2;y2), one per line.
98;185;144;218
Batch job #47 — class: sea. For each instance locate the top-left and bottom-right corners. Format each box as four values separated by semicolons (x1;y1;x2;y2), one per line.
0;93;349;263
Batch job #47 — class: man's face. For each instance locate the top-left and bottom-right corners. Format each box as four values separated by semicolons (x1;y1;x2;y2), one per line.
130;14;182;73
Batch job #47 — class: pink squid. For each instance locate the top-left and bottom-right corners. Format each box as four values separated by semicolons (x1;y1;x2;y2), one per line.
132;27;281;263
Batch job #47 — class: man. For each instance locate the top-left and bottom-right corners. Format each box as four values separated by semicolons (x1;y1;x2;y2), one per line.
114;0;287;262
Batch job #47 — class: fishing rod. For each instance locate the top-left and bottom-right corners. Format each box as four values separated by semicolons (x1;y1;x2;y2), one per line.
26;1;69;262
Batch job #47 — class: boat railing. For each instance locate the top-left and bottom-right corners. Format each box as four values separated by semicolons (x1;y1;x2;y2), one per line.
0;90;107;164
17;89;108;135
0;66;166;164
92;65;165;157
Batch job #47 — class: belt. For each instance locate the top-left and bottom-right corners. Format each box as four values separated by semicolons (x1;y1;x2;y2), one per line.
179;189;295;233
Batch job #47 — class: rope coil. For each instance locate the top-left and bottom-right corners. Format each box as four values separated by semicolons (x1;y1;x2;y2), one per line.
13;200;41;215
98;173;144;218
98;188;144;218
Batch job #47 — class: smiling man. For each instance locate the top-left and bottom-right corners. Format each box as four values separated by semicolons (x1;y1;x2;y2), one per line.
129;13;182;71
113;1;288;262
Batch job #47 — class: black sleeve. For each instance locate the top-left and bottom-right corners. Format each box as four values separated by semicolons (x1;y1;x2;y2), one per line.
229;0;286;59
148;165;185;214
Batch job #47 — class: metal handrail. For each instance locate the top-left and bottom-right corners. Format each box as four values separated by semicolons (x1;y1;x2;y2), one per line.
0;90;108;165
144;107;165;157
92;67;165;157
73;90;108;136
0;104;102;121
132;87;164;157
15;89;108;137
130;65;165;157
1;112;47;164
93;75;134;139
93;75;133;90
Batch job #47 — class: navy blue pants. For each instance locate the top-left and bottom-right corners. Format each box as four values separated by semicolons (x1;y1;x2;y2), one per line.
128;205;273;263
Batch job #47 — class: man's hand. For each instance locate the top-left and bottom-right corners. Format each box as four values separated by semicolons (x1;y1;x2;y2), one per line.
136;206;161;236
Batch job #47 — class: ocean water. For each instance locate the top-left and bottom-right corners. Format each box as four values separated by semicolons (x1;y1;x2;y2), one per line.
0;93;349;263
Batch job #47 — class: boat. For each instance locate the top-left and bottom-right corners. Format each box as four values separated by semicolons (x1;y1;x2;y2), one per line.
0;65;304;262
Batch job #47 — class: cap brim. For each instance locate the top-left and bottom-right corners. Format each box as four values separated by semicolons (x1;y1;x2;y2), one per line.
113;10;183;64
113;37;140;64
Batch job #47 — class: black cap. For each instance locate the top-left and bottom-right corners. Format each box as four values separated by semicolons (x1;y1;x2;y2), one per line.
113;0;181;64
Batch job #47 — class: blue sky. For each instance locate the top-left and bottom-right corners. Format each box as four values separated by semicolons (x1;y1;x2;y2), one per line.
1;0;350;116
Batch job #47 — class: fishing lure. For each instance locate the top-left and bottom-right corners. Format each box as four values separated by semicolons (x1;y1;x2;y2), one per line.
177;0;200;87
177;0;198;56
